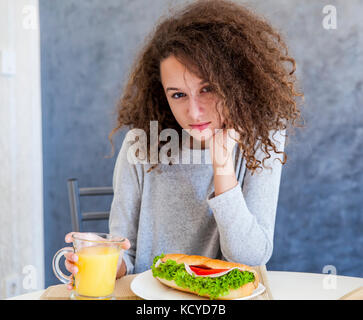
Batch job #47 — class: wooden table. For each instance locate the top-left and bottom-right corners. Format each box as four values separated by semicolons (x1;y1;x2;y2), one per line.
7;271;363;300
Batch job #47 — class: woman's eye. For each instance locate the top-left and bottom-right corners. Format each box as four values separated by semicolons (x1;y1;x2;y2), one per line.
171;92;186;99
171;86;212;99
201;86;212;93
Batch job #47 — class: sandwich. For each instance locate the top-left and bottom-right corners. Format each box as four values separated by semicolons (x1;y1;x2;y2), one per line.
151;253;259;300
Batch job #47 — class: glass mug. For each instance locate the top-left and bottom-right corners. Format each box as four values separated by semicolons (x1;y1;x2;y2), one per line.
52;232;125;300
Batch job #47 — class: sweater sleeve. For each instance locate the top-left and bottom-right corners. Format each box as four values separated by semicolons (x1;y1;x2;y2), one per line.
206;129;286;266
108;132;143;275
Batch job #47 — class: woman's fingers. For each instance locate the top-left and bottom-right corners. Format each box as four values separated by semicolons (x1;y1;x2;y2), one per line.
62;245;77;291
67;275;74;291
121;238;131;250
64;251;78;263
64;258;77;291
65;259;78;274
65;232;79;243
111;236;131;250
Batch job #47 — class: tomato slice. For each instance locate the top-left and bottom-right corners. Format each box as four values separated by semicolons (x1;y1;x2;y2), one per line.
189;266;229;276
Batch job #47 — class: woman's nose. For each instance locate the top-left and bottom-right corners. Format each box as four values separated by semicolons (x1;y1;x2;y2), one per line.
187;98;204;120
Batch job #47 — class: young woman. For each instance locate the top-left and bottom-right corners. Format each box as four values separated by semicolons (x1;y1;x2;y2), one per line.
63;0;303;287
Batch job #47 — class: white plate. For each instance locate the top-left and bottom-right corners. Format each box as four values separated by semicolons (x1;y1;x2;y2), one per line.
130;269;265;300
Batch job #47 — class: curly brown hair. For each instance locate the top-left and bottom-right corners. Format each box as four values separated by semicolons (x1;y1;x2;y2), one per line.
108;0;304;174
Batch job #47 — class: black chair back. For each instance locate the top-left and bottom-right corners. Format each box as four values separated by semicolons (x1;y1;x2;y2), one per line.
67;178;113;232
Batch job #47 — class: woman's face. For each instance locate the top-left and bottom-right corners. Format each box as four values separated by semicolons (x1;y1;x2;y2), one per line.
160;55;224;148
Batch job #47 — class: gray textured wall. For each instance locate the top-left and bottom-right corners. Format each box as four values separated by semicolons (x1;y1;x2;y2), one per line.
39;0;363;287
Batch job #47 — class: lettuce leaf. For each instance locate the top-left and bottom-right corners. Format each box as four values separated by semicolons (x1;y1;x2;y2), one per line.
151;253;255;300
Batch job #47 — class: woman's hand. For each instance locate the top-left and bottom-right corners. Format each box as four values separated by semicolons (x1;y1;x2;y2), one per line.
207;128;240;196
63;232;131;290
208;128;240;175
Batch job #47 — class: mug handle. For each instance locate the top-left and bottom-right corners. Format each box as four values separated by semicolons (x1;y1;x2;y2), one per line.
52;247;74;284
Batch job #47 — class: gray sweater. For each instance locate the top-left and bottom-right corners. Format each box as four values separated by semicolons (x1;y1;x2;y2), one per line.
109;129;286;275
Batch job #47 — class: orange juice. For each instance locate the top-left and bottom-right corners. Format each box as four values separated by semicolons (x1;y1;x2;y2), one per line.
75;246;120;297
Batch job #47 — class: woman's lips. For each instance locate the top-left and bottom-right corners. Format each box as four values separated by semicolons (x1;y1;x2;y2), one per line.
190;122;211;131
